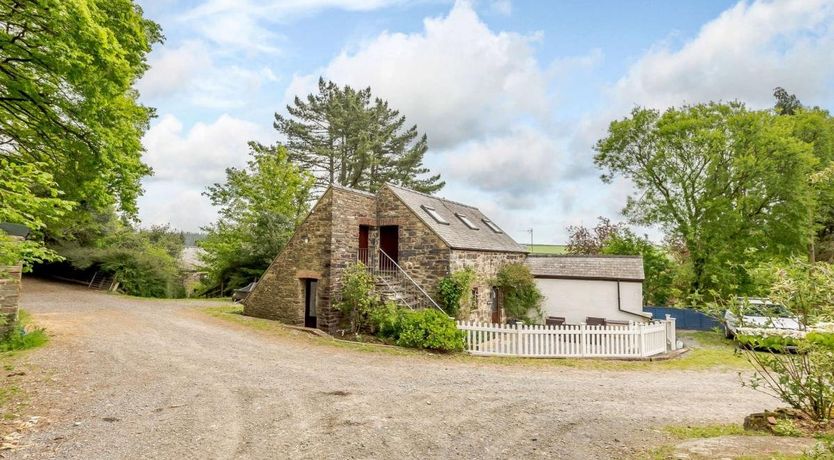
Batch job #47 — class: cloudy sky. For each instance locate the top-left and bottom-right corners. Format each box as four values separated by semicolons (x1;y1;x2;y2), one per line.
134;0;834;244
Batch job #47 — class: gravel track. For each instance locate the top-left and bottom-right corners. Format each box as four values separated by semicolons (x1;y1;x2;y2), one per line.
8;278;775;459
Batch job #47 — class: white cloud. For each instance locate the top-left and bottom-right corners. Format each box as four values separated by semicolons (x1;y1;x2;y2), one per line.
489;0;512;16
136;40;279;109
613;0;834;109
138;184;217;232
142;114;271;186
138;113;273;230
284;1;550;148
135;41;212;99
444;127;561;208
184;0;405;54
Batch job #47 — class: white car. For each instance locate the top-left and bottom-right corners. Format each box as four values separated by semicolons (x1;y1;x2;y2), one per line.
723;298;802;339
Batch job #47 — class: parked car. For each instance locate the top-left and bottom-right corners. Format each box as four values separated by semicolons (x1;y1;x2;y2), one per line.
232;281;257;303
723;298;802;339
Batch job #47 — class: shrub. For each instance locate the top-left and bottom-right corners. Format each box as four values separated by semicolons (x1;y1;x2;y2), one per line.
334;262;379;332
495;263;543;323
0;311;48;352
395;308;464;352
58;226;186;298
436;268;476;318
737;333;834;422
705;259;834;422
369;300;403;338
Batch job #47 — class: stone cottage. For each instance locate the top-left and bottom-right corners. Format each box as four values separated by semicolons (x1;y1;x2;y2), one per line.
243;183;528;332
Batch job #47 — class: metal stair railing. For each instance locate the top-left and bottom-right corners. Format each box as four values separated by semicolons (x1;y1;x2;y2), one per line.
357;249;443;312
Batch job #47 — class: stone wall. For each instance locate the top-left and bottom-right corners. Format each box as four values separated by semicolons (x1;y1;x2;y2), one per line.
375;186;450;298
326;187;378;330
243;189;334;327
449;250;526;322
0;265;22;336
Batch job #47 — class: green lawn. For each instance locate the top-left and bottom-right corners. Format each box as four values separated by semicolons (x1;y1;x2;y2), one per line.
201;306;746;371
526;244;568;254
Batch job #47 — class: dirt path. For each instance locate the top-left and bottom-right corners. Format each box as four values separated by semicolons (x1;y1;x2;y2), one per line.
7;279;776;459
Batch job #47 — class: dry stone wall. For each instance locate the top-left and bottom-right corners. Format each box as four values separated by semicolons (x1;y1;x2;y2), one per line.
0;265;22;336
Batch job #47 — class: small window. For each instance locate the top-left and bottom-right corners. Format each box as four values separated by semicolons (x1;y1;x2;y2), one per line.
482;218;503;233
455;213;479;230
421;205;449;225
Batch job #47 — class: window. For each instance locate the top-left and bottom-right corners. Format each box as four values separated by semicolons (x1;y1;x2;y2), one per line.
482;218;503;233
455;213;479;230
421;205;449;225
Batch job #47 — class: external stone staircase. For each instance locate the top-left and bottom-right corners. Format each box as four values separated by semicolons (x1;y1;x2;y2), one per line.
358;249;443;311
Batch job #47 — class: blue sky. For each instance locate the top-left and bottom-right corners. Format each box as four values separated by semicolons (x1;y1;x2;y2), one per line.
134;0;834;244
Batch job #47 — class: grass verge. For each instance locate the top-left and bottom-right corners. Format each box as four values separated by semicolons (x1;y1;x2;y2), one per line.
201;306;746;371
0;309;49;427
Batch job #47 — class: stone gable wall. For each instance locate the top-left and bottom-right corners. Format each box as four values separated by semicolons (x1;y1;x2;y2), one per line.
449;250;526;322
327;188;378;330
0;265;22;336
243;189;334;326
376;186;450;298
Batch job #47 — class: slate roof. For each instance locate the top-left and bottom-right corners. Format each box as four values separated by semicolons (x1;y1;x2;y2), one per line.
525;254;644;281
385;184;528;253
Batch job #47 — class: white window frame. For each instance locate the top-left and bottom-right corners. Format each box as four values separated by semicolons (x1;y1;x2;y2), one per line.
455;213;479;230
421;205;449;225
482;218;503;233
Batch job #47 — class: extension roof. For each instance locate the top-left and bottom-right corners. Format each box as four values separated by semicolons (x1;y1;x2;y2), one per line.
525;254;645;281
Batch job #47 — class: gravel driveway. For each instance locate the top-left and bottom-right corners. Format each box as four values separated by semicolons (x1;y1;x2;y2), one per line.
8;279;775;459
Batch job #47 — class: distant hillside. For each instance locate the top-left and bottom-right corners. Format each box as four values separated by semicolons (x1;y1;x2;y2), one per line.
525;244;568;255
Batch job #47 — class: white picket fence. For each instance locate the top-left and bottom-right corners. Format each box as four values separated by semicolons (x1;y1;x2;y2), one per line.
456;319;676;358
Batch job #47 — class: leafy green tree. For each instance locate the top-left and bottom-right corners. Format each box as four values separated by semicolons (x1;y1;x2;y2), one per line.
780;103;834;262
0;159;73;269
275;78;444;194
601;233;675;306
200;143;314;294
774;87;802;116
566;217;675;305
59;224;185;298
565;217;627;255
0;0;161;229
594;103;816;297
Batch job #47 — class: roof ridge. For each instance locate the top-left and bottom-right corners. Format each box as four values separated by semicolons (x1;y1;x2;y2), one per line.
384;183;479;211
329;183;376;198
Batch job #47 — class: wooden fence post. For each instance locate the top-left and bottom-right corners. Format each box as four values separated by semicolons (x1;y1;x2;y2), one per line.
580;324;586;357
665;314;677;351
637;323;645;357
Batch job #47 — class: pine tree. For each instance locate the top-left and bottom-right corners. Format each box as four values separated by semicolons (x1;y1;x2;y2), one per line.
274;78;444;194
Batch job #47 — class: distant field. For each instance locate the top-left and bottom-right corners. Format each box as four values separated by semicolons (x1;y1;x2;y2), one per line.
526;244;568;254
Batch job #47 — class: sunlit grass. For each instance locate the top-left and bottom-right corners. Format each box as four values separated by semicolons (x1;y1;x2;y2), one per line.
201;306;747;371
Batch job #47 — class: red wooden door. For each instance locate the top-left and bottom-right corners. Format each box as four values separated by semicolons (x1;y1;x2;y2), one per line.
379;225;399;267
358;225;369;264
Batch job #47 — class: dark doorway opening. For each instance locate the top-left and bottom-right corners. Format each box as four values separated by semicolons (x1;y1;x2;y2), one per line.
304;279;318;328
358;225;370;265
379;225;399;269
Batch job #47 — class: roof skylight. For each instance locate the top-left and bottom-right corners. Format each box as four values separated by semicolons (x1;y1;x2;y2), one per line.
482;219;503;233
421;205;449;225
456;213;479;230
